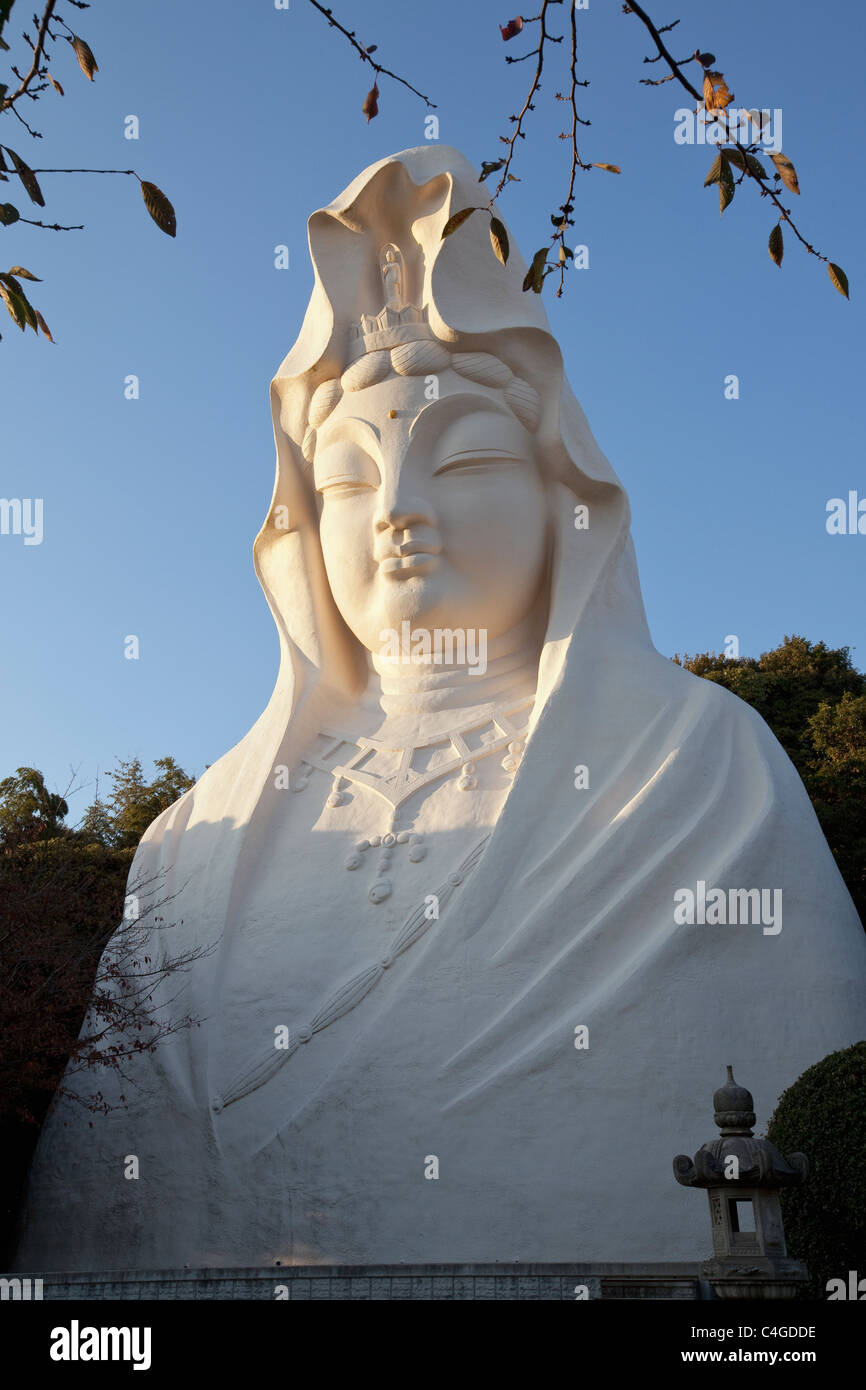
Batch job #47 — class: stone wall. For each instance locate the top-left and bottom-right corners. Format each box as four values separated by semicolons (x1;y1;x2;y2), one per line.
3;1263;707;1300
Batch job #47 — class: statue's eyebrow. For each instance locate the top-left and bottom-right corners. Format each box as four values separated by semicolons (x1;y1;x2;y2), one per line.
314;415;381;456
408;392;514;441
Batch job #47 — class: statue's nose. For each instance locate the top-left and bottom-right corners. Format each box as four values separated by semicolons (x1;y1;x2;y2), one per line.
374;477;438;537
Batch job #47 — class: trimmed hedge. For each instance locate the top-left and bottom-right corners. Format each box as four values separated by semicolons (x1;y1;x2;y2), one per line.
766;1042;866;1298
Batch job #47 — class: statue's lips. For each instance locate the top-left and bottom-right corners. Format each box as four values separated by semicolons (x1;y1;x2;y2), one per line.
379;552;440;576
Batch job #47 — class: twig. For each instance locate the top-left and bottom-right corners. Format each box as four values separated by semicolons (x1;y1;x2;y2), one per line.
623;1;831;263
0;0;58;115
305;0;436;108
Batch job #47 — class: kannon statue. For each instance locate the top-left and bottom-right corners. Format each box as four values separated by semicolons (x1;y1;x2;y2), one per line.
16;146;866;1271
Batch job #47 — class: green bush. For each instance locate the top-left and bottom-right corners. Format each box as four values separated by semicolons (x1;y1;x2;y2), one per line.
766;1042;866;1297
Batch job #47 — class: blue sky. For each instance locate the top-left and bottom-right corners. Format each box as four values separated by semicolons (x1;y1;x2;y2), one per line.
1;0;863;820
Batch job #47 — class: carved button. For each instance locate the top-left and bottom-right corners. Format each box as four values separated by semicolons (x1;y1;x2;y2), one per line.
296;1026;312;1043
449;871;463;886
379;955;394;970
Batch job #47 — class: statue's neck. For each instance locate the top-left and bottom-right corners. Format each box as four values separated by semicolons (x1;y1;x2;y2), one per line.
359;609;542;741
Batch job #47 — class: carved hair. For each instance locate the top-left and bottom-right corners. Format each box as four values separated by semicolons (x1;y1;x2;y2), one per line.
300;342;541;464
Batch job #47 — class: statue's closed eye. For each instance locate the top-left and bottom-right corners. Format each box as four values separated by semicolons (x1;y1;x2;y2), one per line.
433;450;525;478
317;475;376;497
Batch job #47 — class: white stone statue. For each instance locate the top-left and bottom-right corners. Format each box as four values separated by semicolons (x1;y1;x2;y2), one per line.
16;146;866;1272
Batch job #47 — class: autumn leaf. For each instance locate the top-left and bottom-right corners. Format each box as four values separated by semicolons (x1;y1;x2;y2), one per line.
592;163;621;174
522;247;547;294
7;265;40;280
441;207;478;239
0;202;19;225
35;310;53;341
704;153;723;187
703;70;733;111
827;262;849;299
478;159;506;182
489;215;509;266
71;35;98;81
768;223;784;267
47;73;64;96
140;181;177;237
719;156;735;213
500;17;524;41
0;281;26;329
362;82;379;122
770;152;800;195
725;149;768;180
6;149;44;207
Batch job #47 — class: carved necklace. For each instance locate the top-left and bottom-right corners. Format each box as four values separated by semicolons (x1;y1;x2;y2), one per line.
290;696;533;904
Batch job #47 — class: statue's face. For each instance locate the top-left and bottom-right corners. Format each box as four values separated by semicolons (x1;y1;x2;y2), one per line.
312;369;550;655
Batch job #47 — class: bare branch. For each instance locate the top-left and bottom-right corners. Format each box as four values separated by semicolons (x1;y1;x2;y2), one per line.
0;0;58;116
305;0;436;109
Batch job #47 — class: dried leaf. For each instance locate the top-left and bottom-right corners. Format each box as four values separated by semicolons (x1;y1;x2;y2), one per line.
140;180;177;237
522;247;547;294
704;153;722;187
500;17;524;41
768;223;784;267
719;156;735;212
489;215;509;266
47;72;64;96
0;201;19;225
441;207;478;239
0;281;26;329
724;149;767;179
362;83;379;122
593;163;621;173
828;262;849;299
703;70;733;111
478;159;505;183
7;148;44;207
770;152;800;195
8;265;41;280
71;35;98;81
35;310;53;341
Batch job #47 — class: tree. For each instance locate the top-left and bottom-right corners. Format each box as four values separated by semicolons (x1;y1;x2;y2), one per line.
0;752;204;1262
88;754;195;849
0;765;68;843
674;636;866;923
804;693;866;926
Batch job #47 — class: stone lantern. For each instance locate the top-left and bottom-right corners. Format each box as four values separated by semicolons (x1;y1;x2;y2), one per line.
673;1066;809;1299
